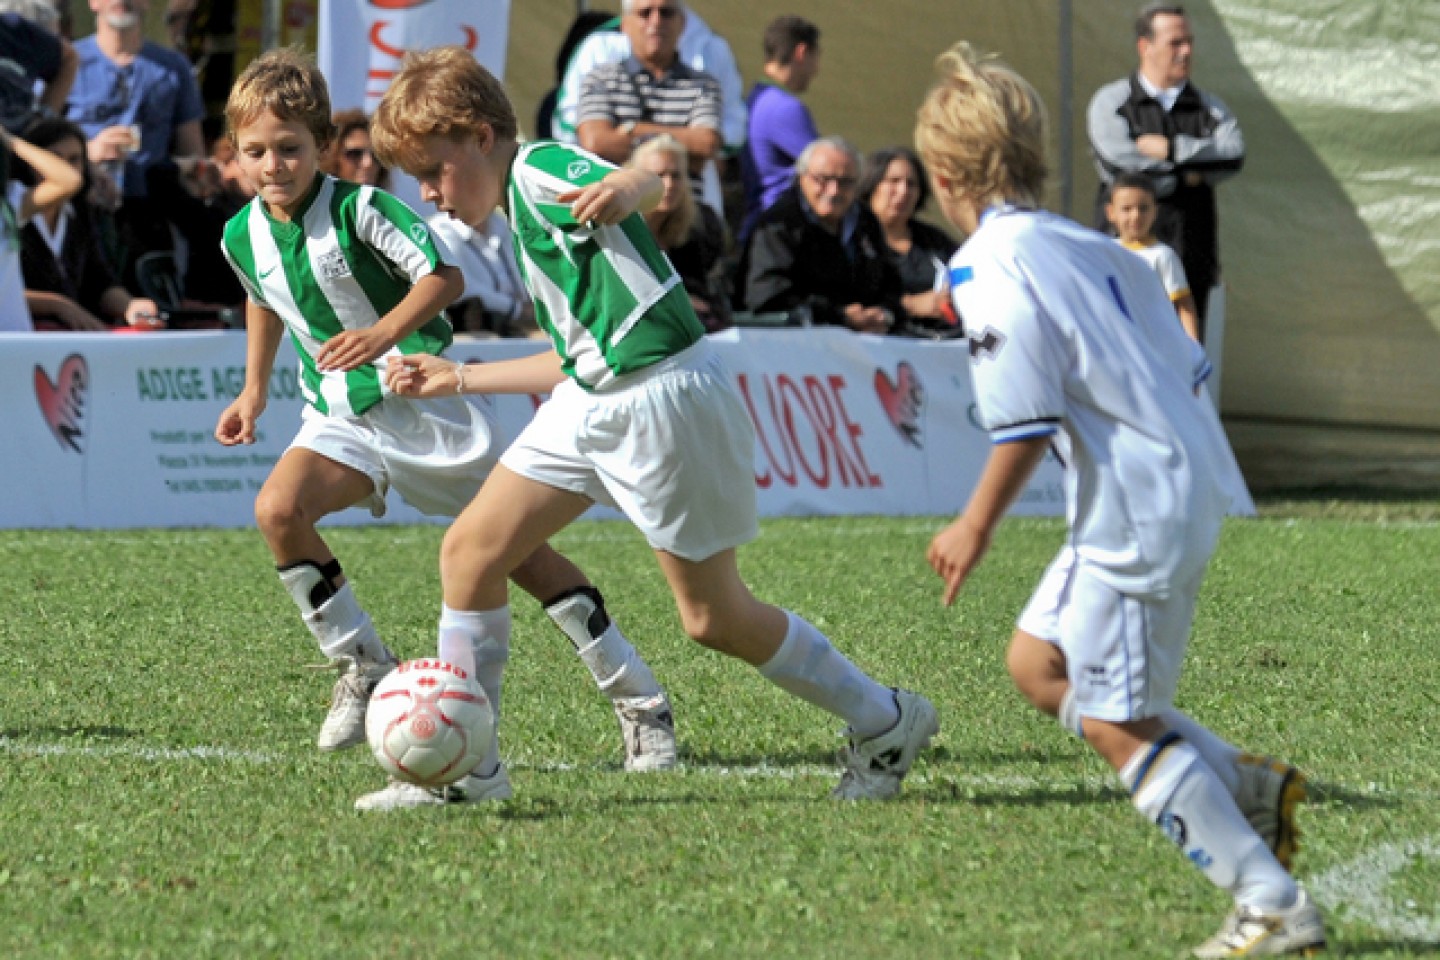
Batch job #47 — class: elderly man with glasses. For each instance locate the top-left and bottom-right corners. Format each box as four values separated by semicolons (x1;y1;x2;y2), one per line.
738;136;905;334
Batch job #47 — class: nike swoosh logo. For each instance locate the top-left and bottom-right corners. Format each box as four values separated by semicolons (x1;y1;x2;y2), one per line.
259;265;278;279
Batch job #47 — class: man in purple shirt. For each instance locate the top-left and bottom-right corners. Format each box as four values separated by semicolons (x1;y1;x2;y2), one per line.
738;15;820;243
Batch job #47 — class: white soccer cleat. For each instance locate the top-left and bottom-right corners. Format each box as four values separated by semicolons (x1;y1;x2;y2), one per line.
832;689;938;801
353;763;514;811
1192;889;1326;958
613;692;678;772
1233;754;1307;872
316;655;397;752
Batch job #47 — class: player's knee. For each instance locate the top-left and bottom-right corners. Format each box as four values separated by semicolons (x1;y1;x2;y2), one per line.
439;524;506;584
1005;644;1048;704
678;606;734;653
253;488;309;539
1005;632;1066;714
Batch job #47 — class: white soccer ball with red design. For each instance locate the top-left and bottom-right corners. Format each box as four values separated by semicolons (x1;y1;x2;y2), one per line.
364;659;494;788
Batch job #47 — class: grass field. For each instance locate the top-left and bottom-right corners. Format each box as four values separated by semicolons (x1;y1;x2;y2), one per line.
2;507;1439;959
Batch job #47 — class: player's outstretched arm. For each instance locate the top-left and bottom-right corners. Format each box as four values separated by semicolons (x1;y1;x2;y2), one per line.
386;349;567;398
215;304;284;446
318;265;464;373
929;435;1050;606
559;168;663;227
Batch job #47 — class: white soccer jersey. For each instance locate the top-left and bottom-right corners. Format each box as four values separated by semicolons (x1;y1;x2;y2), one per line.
951;208;1241;593
220;174;453;418
1119;238;1191;303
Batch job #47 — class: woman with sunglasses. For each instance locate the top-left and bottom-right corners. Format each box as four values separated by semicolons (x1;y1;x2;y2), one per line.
324;108;389;190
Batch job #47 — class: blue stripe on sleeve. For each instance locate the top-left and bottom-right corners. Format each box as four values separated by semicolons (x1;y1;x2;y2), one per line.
949;265;974;287
992;421;1060;444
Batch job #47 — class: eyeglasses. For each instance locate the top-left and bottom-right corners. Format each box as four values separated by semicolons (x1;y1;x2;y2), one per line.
632;6;679;20
343;148;374;164
806;172;858;191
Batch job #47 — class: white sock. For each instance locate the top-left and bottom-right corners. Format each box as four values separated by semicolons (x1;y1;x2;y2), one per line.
439;604;510;777
1123;735;1297;911
756;611;899;738
277;565;387;664
438;604;510;715
1159;708;1240;793
545;589;661;701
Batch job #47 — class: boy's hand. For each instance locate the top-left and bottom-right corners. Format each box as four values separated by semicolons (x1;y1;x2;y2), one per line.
317;327;395;372
386;354;461;398
560;168;661;228
559;183;629;229
927;515;993;607
215;394;265;446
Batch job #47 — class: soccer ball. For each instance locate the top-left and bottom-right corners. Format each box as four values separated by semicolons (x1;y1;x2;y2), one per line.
365;659;494;788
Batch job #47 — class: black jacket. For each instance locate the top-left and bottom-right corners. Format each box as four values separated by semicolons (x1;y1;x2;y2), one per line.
738;185;905;327
21;206;123;324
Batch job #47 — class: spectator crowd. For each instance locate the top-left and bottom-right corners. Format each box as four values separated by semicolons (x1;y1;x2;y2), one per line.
0;0;1235;346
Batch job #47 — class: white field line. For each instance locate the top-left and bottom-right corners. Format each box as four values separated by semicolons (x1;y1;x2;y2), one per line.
3;737;1437;800
1308;836;1440;941
0;737;277;764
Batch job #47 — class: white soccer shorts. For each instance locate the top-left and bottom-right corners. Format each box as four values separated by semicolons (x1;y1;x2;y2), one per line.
290;393;502;519
1018;546;1204;722
501;340;759;561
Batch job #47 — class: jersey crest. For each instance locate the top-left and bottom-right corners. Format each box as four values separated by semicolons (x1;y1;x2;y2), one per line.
316;247;351;282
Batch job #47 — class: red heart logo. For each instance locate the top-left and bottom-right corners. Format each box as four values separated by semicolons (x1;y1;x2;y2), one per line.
34;354;89;453
874;361;925;449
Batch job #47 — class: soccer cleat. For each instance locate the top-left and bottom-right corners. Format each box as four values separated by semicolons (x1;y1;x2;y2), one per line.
1234;754;1307;872
832;689;939;801
316;654;397;752
353;763;514;811
1192;889;1326;958
613;692;678;772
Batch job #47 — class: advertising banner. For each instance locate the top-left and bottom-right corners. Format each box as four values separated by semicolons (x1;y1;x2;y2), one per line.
2;329;1088;530
317;0;511;114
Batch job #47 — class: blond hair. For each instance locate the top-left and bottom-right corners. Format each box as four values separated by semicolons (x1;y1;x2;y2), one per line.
371;46;517;173
628;134;694;249
225;48;334;149
914;42;1048;211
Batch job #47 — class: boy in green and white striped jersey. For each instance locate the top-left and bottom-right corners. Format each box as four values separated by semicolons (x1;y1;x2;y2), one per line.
213;50;678;794
368;47;937;807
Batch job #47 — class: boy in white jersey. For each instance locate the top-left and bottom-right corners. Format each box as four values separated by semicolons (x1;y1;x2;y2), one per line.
916;44;1323;958
368;46;936;806
1106;171;1201;342
212;50;678;797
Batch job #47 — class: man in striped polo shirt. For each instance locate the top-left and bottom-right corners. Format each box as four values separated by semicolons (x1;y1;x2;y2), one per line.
213;50;679;802
576;0;721;207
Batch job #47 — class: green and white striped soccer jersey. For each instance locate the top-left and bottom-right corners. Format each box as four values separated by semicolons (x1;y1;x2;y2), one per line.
506;141;704;391
220;173;453;417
